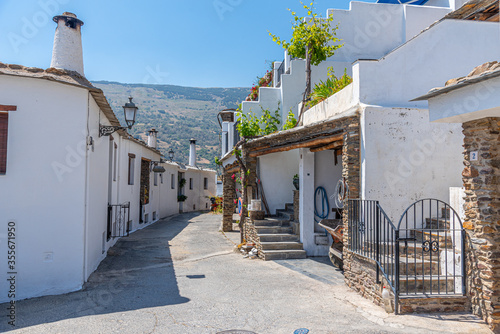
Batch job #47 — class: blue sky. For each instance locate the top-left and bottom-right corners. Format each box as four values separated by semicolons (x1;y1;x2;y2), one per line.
0;0;372;88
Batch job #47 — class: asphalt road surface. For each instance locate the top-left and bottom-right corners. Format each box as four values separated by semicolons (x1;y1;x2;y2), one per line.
0;212;492;334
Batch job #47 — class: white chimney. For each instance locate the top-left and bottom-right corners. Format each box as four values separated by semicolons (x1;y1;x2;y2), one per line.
50;12;85;76
147;129;158;149
189;138;197;167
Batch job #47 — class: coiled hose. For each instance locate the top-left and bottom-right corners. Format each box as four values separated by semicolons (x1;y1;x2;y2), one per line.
314;187;329;234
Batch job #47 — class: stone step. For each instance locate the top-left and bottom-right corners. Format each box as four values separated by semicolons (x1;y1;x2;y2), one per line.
399;275;456;294
424;217;452;230
261;241;304;250
262;249;307;261
253;218;290;227
285;202;294;212
398;295;468;314
411;230;454;248
255;226;293;234
381;256;441;276
276;209;294;221
258;234;300;242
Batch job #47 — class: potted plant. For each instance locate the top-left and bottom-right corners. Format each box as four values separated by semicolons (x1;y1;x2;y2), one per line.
293;174;299;190
177;195;187;202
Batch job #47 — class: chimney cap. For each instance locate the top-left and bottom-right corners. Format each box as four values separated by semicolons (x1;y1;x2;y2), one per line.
53;12;84;26
149;128;158;134
190;138;196;144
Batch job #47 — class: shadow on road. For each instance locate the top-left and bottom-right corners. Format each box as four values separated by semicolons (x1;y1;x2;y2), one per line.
0;212;202;332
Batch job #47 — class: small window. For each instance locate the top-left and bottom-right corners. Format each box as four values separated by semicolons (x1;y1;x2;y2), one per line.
153;211;157;220
204;177;208;190
160;173;163;184
0;112;10;174
144;213;149;223
128;154;135;185
189;178;193;190
171;174;175;189
154;172;158;186
113;143;118;181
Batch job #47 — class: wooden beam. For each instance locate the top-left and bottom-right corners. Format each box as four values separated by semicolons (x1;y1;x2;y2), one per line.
0;105;16;111
487;12;499;21
249;134;344;157
309;140;343;153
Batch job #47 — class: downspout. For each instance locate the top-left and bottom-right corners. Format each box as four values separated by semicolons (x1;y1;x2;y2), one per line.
82;92;91;284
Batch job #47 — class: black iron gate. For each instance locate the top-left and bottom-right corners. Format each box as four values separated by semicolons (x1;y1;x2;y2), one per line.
348;198;465;313
107;202;131;239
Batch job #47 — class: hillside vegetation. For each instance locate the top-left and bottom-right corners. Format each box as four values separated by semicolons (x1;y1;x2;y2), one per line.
93;81;249;170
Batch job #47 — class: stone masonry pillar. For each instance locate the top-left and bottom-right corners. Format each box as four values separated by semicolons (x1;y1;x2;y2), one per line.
462;117;500;332
222;171;236;232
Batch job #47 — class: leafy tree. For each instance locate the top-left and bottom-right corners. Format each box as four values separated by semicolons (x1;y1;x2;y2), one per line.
269;1;342;124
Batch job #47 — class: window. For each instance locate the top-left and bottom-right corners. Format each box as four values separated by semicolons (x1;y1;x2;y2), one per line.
171;174;175;189
204;177;208;190
128;154;135;185
154;172;158;186
113;143;118;181
0;112;9;175
153;211;157;220
189;178;193;190
160;173;163;184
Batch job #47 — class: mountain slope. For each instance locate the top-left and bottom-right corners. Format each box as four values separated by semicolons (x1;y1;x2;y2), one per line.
93;81;248;170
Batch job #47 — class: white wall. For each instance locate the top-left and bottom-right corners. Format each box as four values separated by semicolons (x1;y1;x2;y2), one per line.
355;20;500;109
361;106;463;222
258;150;299;215
159;162;181;218
182;167;216;212
0;76;88;302
428;76;500;123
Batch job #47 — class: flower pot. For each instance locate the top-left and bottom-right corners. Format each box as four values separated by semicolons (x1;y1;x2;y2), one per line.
293;178;299;190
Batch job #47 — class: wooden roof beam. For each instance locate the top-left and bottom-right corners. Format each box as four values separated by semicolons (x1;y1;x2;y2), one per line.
249;134;344;157
309;140;343;153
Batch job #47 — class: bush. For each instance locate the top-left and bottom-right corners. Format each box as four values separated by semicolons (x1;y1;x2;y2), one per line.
308;68;352;108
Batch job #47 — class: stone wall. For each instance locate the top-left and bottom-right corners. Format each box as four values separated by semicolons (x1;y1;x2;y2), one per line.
222;172;236;232
343;252;384;306
243;218;263;259
293;190;300;221
462;117;500;331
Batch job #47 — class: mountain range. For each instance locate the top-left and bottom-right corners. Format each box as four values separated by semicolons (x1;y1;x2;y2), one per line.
92;81;249;171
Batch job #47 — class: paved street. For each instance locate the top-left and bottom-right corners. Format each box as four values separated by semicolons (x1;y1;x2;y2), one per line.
1;212;492;334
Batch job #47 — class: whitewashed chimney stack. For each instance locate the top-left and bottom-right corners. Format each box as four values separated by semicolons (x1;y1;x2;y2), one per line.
189;138;197;167
51;12;85;76
147;129;158;149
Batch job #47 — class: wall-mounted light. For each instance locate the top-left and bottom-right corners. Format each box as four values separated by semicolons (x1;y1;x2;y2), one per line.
168;148;174;162
99;97;138;137
150;159;166;173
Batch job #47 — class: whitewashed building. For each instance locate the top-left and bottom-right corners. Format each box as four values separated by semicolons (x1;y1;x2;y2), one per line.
0;12;215;302
220;0;499;255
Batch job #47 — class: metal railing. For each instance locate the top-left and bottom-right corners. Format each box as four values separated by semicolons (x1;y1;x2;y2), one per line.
348;198;465;314
107;202;131;239
348;200;397;297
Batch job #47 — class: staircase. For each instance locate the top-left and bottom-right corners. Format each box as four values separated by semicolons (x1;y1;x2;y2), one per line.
254;203;307;261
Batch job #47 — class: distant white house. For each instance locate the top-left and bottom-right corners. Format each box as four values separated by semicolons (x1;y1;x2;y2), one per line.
0;12;216;302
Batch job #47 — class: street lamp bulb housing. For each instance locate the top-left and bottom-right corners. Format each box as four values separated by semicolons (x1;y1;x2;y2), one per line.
123;97;138;129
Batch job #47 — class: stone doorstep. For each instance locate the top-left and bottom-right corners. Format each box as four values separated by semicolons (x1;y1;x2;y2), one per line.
258;233;300;242
255;226;293;234
260;241;304;250
397;295;469;314
261;249;307;261
253;218;290;227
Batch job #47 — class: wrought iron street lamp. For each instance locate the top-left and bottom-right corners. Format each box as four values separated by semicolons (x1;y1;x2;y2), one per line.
99;97;138;137
168;148;174;162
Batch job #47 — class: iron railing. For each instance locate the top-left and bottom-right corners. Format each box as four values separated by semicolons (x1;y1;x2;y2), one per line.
348;200;397;296
348;198;465;314
107;202;131;239
396;199;465;297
